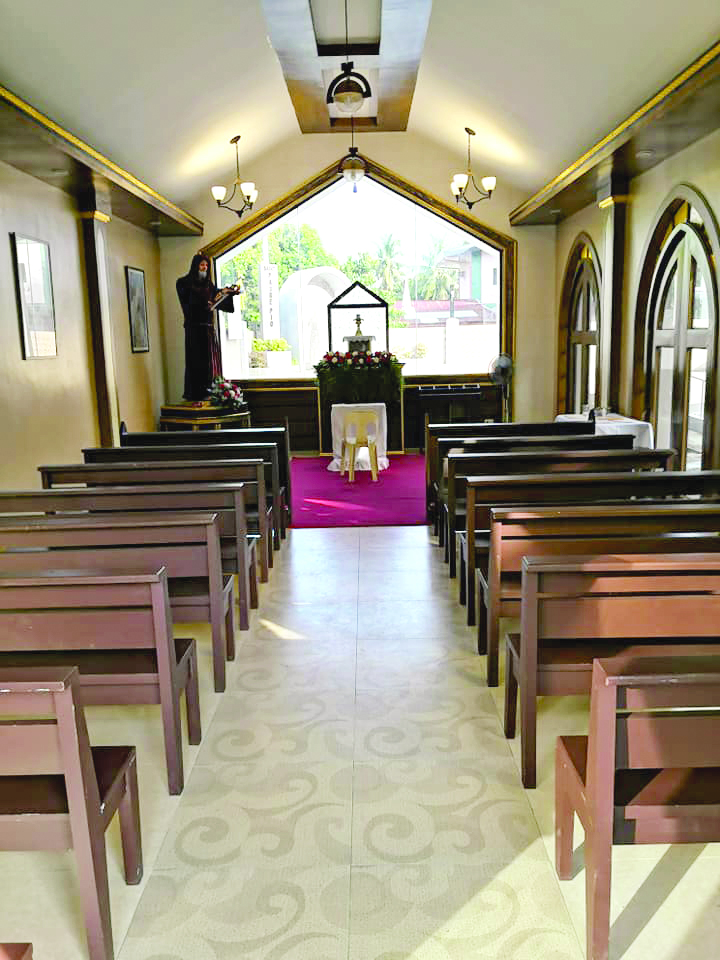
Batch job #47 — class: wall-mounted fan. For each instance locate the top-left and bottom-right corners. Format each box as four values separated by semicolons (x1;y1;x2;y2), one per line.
488;353;513;421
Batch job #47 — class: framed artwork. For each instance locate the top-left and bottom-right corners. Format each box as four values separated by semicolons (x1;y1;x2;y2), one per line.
10;233;57;359
125;265;149;352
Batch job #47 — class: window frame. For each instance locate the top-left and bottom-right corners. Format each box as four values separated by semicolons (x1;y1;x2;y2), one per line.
201;154;517;384
557;233;602;414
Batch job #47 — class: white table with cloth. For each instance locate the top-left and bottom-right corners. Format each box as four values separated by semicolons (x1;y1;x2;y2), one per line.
555;413;655;448
328;402;390;472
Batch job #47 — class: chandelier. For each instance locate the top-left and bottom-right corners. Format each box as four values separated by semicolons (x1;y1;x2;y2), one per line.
211;135;258;218
325;0;372;115
450;127;496;209
338;116;366;192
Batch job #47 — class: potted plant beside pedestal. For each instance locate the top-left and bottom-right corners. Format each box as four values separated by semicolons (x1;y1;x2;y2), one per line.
252;337;292;370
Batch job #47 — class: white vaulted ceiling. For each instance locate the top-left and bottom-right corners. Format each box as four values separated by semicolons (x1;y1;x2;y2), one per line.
0;0;718;205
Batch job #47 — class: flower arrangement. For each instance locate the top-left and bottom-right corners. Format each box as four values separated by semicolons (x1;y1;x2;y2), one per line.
208;376;244;411
315;350;403;405
315;350;398;371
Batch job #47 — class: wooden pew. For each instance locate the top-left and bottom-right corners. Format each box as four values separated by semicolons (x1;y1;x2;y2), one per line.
0;666;142;960
120;422;293;526
425;419;593;519
434;433;631;540
556;649;720;960
481;502;720;692
0;483;257;630
37;458;272;583
82;442;284;550
0;567;199;795
462;469;720;626
444;447;674;577
0;512;234;693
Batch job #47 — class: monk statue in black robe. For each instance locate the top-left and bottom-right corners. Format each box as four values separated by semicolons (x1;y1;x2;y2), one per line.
176;252;238;401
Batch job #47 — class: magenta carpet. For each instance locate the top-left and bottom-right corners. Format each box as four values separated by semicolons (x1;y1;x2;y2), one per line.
290;455;426;527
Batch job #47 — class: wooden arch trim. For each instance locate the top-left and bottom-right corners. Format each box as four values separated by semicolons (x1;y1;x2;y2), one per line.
631;182;720;421
556;232;602;413
201;154;517;359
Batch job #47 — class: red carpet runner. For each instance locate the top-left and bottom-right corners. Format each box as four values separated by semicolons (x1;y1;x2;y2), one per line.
290;455;426;528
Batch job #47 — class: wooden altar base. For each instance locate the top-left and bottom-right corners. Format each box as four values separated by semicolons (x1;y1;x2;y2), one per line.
159;401;251;431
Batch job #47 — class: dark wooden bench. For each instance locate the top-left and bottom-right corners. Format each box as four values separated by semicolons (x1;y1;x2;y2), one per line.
501;540;720;787
0;567;200;795
0;947;33;960
462;468;720;626
444;447;675;577
482;501;720;692
434;433;631;542
0;512;234;693
82;442;284;550
0;483;257;630
425;418;593;521
38;458;271;583
0;666;142;960
556;649;720;960
120;422;293;526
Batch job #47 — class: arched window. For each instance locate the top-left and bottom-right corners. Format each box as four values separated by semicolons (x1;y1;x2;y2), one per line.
558;236;602;413
637;189;720;469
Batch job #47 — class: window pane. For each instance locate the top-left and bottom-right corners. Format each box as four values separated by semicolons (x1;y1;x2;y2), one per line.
587;286;598;332
574;286;585;331
685;348;707;470
587;343;597;409
655;346;674;449
658;264;677;329
572;344;584;413
690;259;710;329
214;178;502;378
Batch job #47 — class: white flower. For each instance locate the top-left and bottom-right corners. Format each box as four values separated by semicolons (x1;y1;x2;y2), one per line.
358;358;365;364
352;351;358;357
332;357;338;364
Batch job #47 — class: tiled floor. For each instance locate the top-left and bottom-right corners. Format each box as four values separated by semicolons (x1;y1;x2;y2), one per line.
2;526;720;959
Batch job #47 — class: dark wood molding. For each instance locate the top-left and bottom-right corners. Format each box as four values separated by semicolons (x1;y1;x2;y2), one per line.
203;153;517;368
510;40;720;226
601;191;627;413
79;212;120;447
0;83;202;237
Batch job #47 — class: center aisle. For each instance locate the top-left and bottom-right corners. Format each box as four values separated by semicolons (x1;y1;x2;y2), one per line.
115;526;584;960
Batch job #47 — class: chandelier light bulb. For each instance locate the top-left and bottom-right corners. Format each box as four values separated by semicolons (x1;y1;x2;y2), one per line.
211;185;227;202
481;175;497;193
240;181;255;197
453;173;469;190
333;78;365;114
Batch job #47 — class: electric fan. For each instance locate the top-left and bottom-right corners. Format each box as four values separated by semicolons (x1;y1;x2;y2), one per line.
488;353;513;422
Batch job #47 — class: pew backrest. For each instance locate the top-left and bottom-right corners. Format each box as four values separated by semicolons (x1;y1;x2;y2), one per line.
425;419;594;507
119;423;292;515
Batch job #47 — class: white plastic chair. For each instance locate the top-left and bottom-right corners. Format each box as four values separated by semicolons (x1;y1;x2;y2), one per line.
340;410;379;482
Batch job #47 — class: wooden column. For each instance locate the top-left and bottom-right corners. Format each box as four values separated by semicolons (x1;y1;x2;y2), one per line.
78;178;120;446
597;172;628;413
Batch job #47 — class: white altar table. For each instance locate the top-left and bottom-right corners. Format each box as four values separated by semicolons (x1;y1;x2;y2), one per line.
555;413;654;448
328;402;389;472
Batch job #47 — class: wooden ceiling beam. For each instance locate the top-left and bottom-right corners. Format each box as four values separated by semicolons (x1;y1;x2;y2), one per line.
510;40;720;227
262;0;431;133
0;84;202;236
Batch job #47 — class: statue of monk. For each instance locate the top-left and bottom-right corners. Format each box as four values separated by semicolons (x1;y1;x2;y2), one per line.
176;252;238;401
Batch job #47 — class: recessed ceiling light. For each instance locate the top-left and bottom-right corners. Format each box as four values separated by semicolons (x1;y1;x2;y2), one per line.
549;208;562;215
149;220;162;227
635;149;655;160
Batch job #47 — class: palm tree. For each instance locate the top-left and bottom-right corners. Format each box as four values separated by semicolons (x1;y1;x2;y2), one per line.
374;234;402;297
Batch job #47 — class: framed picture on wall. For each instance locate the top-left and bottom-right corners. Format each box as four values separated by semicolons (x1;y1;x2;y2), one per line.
10;233;57;359
125;265;149;352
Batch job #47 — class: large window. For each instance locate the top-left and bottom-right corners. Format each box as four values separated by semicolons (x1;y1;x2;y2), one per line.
214;177;502;379
558;236;602;414
645;200;718;469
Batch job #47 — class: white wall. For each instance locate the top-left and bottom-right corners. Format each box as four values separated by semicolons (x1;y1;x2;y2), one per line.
160;130;556;420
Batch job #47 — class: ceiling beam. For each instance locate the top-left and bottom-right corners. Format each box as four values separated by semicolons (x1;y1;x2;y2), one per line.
0;84;203;236
509;40;720;227
262;0;432;133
